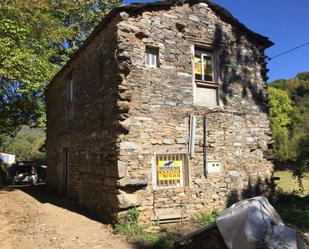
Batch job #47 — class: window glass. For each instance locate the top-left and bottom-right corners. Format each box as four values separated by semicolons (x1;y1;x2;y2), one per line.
64;74;74;123
195;49;214;82
194;56;202;80
65;77;73;102
203;54;213;82
145;46;159;67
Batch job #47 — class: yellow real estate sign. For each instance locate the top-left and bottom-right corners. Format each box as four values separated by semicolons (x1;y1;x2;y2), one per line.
158;160;182;181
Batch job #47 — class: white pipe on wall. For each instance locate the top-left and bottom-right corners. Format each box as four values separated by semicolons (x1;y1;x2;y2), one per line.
189;114;196;159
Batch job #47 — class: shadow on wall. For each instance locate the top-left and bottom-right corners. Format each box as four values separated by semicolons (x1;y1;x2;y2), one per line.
211;23;269;113
226;176;275;208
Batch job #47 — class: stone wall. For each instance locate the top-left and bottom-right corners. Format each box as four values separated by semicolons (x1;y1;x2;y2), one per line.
47;1;274;223
46;16;126;222
115;2;273;221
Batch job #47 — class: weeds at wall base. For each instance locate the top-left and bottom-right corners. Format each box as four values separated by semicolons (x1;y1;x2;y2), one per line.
115;208;174;249
115;208;224;248
194;209;221;227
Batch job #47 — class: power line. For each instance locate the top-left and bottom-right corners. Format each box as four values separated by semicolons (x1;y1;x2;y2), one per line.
268;41;309;61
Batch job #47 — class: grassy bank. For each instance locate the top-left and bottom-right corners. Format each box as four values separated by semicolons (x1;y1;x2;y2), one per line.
273;171;309;231
274;170;309;195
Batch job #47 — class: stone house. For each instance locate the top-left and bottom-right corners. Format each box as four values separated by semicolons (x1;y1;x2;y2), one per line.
46;0;274;222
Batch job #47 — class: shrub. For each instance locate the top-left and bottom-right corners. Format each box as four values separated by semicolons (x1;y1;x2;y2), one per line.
195;209;220;227
115;208;141;237
115;208;173;249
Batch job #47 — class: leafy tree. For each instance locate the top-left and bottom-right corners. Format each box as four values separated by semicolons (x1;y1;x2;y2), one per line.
0;0;121;135
297;72;309;81
0;0;61;134
49;0;120;56
269;79;289;91
269;72;309;190
268;87;294;161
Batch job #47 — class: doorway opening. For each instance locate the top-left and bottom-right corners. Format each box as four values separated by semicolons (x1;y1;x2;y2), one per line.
63;147;69;196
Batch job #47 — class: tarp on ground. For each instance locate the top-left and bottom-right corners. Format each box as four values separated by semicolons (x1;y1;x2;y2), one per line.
216;196;308;249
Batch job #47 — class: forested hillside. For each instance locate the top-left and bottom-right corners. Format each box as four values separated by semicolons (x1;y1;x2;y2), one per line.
268;72;309;174
0;126;45;162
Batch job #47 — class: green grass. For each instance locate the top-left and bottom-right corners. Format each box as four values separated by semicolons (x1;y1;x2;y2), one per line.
116;173;309;247
273;171;309;231
274;170;309;195
195;210;220;227
115;208;174;249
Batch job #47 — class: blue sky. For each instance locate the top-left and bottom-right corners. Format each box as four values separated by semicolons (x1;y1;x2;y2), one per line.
124;0;309;82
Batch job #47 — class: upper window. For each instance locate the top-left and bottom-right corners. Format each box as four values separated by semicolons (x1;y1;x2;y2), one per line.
64;74;74;123
65;76;74;102
194;49;215;82
145;46;159;68
194;47;219;107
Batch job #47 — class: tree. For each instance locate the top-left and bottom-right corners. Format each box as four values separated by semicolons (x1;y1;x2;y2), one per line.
0;0;61;134
0;0;121;135
49;0;120;56
268;87;294;162
269;72;309;190
0;126;45;161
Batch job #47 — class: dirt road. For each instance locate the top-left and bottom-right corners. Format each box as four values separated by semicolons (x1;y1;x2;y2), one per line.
0;186;135;249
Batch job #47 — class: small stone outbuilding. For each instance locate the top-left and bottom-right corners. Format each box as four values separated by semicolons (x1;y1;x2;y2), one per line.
46;0;274;222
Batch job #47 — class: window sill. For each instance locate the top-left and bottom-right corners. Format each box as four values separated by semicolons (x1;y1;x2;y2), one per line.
195;80;218;88
145;65;159;69
153;185;185;191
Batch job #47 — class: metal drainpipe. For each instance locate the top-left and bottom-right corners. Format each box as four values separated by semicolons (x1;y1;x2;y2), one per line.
203;114;208;178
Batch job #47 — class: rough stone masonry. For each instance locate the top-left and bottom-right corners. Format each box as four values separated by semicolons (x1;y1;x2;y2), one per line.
46;0;274;223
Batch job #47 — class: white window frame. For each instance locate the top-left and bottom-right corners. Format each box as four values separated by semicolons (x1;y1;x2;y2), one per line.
195;49;216;83
145;47;159;68
201;52;215;82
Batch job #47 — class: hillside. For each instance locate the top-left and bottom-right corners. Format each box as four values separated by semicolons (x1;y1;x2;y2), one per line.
0;126;45;162
269;72;309;173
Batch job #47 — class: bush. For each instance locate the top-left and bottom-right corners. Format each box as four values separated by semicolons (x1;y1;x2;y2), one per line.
115;208;173;249
115;208;140;235
195;210;220;227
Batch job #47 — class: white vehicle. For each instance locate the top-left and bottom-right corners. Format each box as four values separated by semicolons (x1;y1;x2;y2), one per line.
0;153;16;165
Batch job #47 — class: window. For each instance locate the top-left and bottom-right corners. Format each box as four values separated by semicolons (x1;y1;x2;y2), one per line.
194;49;215;82
154;153;189;189
145;46;159;67
62;147;69;195
65;74;74;123
194;47;219;107
65;77;74;102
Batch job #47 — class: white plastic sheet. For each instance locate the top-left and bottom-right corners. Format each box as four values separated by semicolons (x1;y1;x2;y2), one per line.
216;196;308;249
